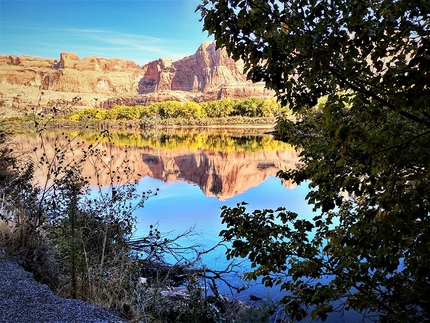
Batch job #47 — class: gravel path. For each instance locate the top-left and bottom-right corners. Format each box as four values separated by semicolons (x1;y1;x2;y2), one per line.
0;258;126;323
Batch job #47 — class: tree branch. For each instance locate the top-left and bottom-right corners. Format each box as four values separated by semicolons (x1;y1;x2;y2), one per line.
329;65;430;127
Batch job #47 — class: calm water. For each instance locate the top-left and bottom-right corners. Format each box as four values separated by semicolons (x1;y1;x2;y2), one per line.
15;128;362;322
15;128;308;281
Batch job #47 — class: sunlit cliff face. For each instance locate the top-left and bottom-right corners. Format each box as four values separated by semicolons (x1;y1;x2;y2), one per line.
0;42;274;113
13;130;300;200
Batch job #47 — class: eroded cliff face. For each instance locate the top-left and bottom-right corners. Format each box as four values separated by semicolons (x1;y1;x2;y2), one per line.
0;42;274;114
0;53;143;112
140;42;247;93
137;42;272;101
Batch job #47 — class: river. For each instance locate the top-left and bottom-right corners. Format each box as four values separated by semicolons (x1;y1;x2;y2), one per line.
13;127;363;322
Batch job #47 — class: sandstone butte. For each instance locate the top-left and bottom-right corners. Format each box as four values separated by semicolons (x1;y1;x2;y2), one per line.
0;41;275;115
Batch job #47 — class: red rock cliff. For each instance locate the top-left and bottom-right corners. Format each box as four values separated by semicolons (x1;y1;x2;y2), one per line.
0;42;274;113
138;41;272;100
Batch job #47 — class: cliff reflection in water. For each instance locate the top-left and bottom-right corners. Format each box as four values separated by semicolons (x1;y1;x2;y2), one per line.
140;148;299;200
14;128;300;200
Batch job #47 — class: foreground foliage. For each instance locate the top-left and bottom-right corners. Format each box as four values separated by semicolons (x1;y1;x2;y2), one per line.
199;0;430;322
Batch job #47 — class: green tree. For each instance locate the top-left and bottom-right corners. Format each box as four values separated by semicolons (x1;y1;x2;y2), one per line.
232;98;261;117
199;0;430;322
183;101;207;118
260;98;281;117
201;99;234;117
113;105;140;120
158;101;185;118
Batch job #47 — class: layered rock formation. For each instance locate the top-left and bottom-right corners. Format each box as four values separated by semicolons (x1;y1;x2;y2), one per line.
138;42;270;98
0;42;274;114
0;53;143;112
0;52;142;92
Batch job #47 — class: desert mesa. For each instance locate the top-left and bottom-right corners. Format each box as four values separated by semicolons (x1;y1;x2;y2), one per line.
0;41;275;114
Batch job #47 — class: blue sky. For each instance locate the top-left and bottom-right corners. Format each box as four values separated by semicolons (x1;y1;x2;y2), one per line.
0;0;213;65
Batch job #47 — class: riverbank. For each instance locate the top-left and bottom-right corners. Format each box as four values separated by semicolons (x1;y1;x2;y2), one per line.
2;115;278;131
0;255;125;323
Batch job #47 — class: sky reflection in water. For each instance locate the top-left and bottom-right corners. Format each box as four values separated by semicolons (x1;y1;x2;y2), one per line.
135;175;314;244
134;174;315;300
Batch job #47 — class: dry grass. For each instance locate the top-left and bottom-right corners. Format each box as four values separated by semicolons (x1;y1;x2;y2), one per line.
0;216;61;288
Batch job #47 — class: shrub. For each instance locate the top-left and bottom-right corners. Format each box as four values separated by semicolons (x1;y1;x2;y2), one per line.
156;101;184;119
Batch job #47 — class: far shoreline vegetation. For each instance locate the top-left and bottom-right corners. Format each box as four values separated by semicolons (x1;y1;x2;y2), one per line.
2;97;292;130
